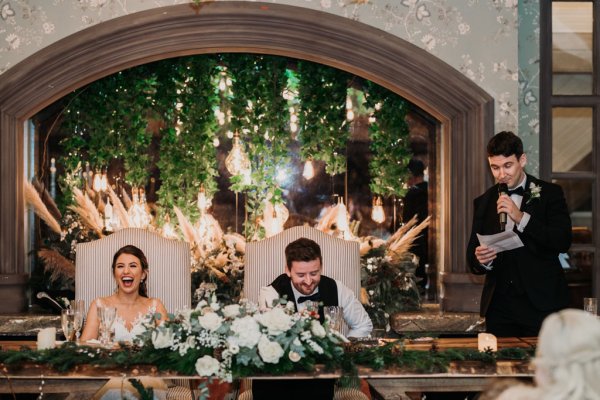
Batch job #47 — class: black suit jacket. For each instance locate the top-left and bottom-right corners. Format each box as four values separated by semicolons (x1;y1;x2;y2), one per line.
467;174;571;317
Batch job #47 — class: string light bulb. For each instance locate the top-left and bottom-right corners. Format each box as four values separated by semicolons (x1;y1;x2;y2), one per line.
302;159;315;180
225;132;251;176
371;196;385;224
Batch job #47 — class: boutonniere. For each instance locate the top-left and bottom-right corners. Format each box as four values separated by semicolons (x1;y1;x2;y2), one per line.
526;182;541;204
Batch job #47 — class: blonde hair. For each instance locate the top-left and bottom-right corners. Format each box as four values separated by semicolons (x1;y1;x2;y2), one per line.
533;309;600;400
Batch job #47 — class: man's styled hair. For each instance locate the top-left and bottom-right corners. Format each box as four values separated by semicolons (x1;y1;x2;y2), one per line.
407;159;425;177
487;131;524;159
285;237;322;269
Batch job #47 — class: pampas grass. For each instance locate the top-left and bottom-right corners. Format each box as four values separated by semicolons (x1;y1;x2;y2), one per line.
38;248;75;284
107;185;130;228
24;181;62;235
32;178;61;221
387;216;431;263
68;188;104;237
121;188;133;210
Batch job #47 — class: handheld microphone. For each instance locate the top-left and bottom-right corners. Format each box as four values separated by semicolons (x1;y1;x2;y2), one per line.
498;183;508;230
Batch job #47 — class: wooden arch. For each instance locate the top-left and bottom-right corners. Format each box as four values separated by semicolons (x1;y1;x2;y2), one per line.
0;2;493;310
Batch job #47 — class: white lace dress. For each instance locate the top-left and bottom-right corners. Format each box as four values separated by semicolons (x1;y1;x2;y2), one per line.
93;298;166;400
97;297;158;343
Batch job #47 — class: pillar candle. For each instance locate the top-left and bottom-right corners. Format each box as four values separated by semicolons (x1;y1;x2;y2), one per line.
37;327;56;350
477;332;497;352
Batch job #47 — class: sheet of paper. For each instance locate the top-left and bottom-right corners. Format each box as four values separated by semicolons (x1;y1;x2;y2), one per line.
477;230;524;253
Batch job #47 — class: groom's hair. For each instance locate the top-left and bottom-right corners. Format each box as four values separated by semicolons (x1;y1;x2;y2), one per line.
285;237;322;269
487;131;523;158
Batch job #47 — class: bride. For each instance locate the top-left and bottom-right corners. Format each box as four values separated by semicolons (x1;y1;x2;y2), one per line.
80;245;168;343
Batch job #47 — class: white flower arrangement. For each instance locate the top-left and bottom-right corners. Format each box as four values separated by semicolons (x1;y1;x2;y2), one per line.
527;182;542;204
137;295;347;381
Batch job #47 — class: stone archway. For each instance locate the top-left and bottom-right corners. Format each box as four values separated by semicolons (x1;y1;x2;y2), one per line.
0;1;493;311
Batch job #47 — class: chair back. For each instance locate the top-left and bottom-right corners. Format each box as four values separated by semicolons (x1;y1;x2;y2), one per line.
75;228;191;313
243;226;361;304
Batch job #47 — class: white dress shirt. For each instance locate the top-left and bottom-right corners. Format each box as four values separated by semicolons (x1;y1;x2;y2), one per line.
259;278;373;338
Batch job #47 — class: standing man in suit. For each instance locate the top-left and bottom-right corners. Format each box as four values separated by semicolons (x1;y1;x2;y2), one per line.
467;131;572;337
253;237;372;400
402;159;429;291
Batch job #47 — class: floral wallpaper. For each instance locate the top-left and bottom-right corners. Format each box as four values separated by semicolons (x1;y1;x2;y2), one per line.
0;0;538;167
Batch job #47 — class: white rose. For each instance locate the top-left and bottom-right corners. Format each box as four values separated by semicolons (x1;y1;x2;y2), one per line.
258;335;284;364
228;342;240;354
198;312;223;332
151;328;173;349
195;300;208;310
210;302;221;312
223;304;240;319
230;316;261;348
256;307;294;335
195;355;221;377
310;320;326;338
288;351;301;362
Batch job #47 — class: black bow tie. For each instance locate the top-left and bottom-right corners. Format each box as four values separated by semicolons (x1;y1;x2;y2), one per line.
297;293;320;303
507;186;525;196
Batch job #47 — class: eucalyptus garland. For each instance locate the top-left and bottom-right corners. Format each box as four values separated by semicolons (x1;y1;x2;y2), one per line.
364;82;411;198
296;61;351;176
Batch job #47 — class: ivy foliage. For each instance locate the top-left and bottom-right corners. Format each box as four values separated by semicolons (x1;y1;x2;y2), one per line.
364;81;412;198
52;54;411;237
296;61;352;176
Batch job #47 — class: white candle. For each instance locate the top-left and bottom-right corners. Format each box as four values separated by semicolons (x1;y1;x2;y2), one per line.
477;332;497;352
37;327;56;350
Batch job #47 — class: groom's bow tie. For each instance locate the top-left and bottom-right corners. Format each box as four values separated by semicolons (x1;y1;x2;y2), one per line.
298;293;320;303
507;186;525;196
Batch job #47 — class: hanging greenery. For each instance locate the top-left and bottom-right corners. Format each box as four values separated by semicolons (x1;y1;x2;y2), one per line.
296;61;351;176
364;82;412;198
224;54;291;239
154;57;220;220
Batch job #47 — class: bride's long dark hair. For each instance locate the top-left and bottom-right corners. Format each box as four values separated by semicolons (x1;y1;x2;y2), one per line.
111;245;149;297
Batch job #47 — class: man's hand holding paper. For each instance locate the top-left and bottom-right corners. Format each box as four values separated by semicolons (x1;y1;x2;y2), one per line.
477;230;524;254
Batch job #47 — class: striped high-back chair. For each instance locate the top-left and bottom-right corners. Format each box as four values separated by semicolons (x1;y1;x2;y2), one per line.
75;228;191;314
243;225;361;305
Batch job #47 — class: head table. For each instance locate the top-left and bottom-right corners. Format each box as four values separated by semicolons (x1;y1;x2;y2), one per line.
0;337;535;398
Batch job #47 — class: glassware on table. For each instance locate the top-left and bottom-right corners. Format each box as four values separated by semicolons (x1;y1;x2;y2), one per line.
97;306;117;345
70;299;85;342
61;308;76;342
584;297;598;316
324;306;344;332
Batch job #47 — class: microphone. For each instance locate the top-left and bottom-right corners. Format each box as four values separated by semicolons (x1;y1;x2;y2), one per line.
498;183;508;230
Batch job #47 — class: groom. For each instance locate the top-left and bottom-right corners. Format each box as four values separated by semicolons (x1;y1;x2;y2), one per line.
467;131;572;337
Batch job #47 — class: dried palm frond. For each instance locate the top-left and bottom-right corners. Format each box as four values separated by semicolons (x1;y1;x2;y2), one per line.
31;178;61;221
121;188;133;210
224;233;246;254
359;236;386;256
38;248;75;284
387;216;431;263
107;185;130;228
68;188;104;237
24;181;62;235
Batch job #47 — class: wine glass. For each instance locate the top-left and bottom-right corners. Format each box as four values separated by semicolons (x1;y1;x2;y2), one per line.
70;300;85;343
61;309;76;342
97;306;117;345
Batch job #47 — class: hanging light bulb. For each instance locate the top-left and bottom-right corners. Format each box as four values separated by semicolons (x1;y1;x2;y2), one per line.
104;198;113;232
197;185;211;213
335;197;353;240
225;132;251;176
92;170;103;192
100;172;108;192
371;196;385;224
218;72;227;92
345;93;354;121
302;159;315;180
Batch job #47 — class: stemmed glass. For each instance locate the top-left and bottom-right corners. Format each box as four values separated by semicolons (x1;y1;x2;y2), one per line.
61;309;76;342
97;306;117;346
70;300;85;343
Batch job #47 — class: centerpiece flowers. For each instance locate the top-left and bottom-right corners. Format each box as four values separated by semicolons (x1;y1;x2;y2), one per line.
135;293;348;381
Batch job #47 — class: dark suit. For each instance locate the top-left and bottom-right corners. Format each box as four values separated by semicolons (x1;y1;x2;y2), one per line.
402;181;428;286
467;174;571;337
